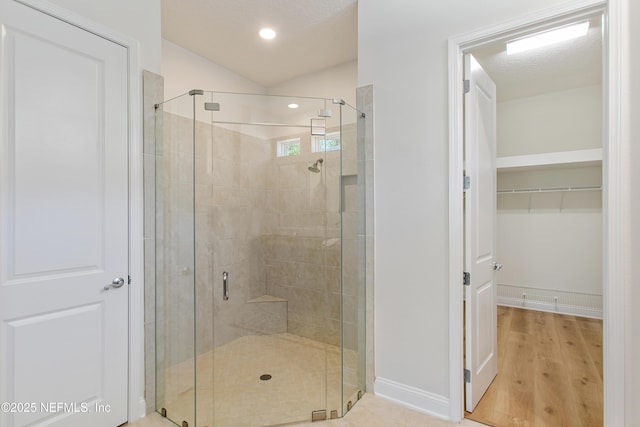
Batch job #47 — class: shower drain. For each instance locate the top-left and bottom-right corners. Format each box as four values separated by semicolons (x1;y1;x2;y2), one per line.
260;374;272;381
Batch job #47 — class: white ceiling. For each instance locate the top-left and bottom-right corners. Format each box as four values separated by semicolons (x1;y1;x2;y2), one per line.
161;2;602;99
161;0;358;87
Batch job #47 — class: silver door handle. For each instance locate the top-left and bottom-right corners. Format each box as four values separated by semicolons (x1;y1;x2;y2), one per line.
104;277;125;290
223;271;229;301
492;262;503;271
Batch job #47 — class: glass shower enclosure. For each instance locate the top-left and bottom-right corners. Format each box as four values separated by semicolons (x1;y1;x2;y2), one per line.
154;90;366;426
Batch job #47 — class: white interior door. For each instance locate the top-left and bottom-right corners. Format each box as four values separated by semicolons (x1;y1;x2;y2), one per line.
464;53;498;412
0;1;129;426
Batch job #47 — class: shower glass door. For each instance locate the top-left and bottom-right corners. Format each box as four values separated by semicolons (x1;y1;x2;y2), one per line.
192;92;342;426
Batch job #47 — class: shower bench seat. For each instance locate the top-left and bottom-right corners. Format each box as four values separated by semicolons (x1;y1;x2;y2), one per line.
247;295;287;304
239;295;288;335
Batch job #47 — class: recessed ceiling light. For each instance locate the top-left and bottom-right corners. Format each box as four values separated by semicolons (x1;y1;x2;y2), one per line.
259;28;276;40
288;103;299;109
506;21;589;55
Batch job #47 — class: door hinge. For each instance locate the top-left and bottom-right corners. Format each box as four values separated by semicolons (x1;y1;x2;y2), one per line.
464;369;471;383
463;272;470;286
463;79;470;94
312;410;327;421
127;275;132;285
463;175;470;191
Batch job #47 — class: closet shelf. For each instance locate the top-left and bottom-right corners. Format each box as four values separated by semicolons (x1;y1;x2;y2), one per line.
498;185;601;194
497;148;602;171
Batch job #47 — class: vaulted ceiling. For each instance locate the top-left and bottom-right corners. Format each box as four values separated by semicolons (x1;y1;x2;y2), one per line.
161;1;602;99
161;0;358;87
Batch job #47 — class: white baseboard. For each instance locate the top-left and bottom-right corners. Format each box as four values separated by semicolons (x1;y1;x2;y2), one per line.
373;377;449;420
497;284;602;319
129;398;146;423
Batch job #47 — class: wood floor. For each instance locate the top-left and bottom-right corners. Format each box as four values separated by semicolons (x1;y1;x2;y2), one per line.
465;306;603;427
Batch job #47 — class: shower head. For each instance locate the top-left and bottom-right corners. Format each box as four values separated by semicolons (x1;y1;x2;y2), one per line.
308;158;324;173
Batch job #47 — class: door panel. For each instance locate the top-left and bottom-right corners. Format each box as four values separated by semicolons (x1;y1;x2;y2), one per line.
0;1;129;426
464;54;498;412
475;280;494;368
12;31;104;276
8;304;104;426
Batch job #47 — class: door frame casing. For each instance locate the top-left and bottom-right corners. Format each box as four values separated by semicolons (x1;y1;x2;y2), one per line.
448;0;625;424
7;0;145;421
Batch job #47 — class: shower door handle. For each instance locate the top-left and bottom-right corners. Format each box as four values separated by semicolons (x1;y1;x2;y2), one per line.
223;271;229;301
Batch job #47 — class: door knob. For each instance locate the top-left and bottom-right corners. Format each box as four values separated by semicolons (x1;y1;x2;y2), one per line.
104;277;126;290
492;262;503;271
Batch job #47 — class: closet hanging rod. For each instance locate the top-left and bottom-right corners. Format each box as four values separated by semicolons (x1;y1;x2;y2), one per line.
497;185;601;194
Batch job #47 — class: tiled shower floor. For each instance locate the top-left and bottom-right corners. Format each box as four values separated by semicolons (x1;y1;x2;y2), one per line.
160;333;360;427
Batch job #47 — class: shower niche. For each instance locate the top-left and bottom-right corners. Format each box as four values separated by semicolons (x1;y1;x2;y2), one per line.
154;90;367;426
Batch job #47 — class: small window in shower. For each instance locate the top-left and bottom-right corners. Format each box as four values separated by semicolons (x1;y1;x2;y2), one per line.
277;138;301;157
312;132;341;153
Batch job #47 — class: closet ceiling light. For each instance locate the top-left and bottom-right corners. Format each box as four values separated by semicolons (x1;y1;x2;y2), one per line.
259;28;276;40
288;103;299;109
506;21;589;55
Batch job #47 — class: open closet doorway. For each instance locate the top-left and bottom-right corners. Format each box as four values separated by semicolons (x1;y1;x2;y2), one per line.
462;10;604;426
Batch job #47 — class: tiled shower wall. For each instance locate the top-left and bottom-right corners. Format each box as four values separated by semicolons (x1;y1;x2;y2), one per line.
197;119;275;350
263;122;360;349
204;121;354;349
155;105;353;353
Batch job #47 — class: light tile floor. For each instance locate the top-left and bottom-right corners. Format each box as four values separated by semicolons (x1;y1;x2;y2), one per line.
126;393;487;427
156;333;361;427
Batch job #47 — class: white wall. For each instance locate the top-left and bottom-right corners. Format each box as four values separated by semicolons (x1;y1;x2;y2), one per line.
497;208;602;293
497;85;602;157
358;0;637;421
268;61;358;107
496;85;602;300
496;167;603;298
162;40;357;106
47;0;161;73
161;39;265;100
